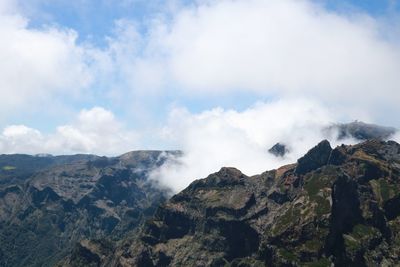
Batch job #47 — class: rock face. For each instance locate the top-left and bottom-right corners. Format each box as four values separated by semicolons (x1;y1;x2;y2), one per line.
268;143;288;157
0;151;178;267
99;140;400;266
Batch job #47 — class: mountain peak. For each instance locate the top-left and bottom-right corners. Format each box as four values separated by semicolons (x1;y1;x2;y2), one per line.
295;139;332;174
102;140;400;266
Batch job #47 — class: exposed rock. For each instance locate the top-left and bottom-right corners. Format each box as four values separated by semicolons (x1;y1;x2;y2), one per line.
295;139;332;174
94;140;400;267
0;151;178;267
268;143;288;157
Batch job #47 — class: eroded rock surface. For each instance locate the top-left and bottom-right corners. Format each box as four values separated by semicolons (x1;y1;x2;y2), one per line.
101;140;400;267
0;151;178;267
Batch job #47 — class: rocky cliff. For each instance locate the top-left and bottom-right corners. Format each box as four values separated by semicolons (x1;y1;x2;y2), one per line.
98;140;400;266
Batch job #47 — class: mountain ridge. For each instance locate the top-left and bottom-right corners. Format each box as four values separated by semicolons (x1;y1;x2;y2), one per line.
0;150;178;267
80;139;400;266
0;121;399;267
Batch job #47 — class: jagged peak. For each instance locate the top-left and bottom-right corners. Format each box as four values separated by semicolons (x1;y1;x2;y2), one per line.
295;139;332;175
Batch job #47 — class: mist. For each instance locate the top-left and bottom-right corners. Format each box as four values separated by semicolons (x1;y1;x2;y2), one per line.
150;98;368;193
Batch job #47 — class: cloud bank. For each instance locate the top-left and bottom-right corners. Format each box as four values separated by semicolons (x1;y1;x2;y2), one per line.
0;107;138;155
1;0;400;122
150;99;366;192
114;0;400;121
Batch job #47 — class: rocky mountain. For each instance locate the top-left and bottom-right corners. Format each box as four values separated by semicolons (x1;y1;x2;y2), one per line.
77;139;400;266
268;121;397;157
268;143;288;157
0;151;179;267
327;121;397;141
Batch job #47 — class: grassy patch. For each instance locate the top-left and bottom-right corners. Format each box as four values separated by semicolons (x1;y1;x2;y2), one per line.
273;206;300;235
304;174;332;217
304;174;327;197
303;258;331;267
279;249;298;262
370;178;399;204
303;239;323;252
344;224;380;252
379;179;391;202
352;224;377;239
314;196;331;217
344;234;360;251
2;166;16;171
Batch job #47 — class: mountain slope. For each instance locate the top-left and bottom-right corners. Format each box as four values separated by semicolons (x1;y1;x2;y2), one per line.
101;140;400;266
0;151;178;267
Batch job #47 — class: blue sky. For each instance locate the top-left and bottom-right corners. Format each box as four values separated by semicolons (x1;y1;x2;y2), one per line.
21;1;400;46
0;0;399;156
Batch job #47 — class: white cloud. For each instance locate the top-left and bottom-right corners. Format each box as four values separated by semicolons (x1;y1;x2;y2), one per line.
0;107;139;155
109;0;400;123
165;1;400;98
393;132;400;144
2;0;399;124
150;98;364;192
0;2;94;118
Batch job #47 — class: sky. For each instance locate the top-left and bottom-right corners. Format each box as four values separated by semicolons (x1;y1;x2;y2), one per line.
0;0;400;191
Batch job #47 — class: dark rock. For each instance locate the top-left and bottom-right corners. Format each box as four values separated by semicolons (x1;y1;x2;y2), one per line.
295;140;332;174
268;191;290;204
104;140;400;267
268;143;288;157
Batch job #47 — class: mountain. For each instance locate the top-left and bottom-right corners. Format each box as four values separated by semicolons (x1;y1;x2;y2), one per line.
268;121;397;157
0;151;179;267
268;142;288;157
78;139;400;266
327;121;397;141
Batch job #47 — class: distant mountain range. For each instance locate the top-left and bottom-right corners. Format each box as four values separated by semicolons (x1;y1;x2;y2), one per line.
0;121;398;267
0;151;178;267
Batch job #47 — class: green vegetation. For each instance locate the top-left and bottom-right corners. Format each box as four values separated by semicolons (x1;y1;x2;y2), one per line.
303;239;323;252
344;235;360;251
273;206;300;235
302;258;331;267
370;178;400;204
314;196;331;217
279;249;298;263
304;174;328;196
344;224;380;252
2;165;16;171
352;224;378;239
304;173;332;217
228;258;265;267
